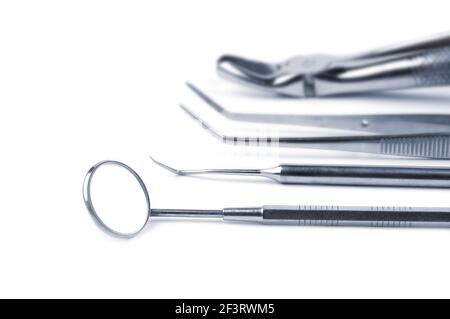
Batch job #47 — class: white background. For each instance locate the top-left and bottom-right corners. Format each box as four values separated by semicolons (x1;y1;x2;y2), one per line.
1;0;450;298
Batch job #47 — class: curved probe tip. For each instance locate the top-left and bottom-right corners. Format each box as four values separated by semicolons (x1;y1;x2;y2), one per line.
150;157;184;175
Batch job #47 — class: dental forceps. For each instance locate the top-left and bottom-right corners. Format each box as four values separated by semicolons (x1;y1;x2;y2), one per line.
151;157;450;188
84;160;450;239
218;32;450;97
179;104;450;159
187;82;450;135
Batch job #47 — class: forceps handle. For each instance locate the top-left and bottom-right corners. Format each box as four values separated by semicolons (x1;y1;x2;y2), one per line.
354;32;450;60
278;164;450;187
408;47;450;87
223;206;450;228
316;47;450;96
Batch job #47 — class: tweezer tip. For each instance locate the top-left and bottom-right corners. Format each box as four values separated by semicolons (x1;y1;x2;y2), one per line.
185;81;195;89
185;82;203;99
179;104;205;124
178;103;195;118
178;104;225;140
185;82;203;97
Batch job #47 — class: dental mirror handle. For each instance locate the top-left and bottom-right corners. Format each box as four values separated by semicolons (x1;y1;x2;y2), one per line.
222;206;450;227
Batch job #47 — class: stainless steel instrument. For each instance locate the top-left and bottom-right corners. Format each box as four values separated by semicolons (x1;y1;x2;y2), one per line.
217;32;450;97
179;104;450;159
187;82;450;135
151;157;450;187
83;160;450;239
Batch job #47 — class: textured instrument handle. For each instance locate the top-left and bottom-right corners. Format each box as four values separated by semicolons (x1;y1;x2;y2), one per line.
412;47;450;87
316;46;450;96
380;135;450;159
261;205;450;227
297;205;415;227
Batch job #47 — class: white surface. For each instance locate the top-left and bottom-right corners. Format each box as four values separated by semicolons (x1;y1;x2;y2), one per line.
1;0;450;298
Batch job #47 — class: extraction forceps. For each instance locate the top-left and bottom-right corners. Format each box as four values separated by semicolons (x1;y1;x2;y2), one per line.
151;157;450;188
187;82;450;135
84;160;450;239
218;32;450;97
179;104;450;159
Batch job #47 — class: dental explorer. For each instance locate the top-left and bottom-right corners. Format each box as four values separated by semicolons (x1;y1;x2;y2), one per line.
150;157;450;188
84;160;450;239
179;104;450;159
217;32;450;97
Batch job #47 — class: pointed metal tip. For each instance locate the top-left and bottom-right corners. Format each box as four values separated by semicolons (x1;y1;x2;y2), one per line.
151;156;266;180
185;82;202;98
185;81;195;90
184;82;225;113
150;157;183;175
178;104;225;140
178;103;200;122
185;81;199;91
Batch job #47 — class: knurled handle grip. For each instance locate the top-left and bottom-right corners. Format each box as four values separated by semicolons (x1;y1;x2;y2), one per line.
412;47;450;87
316;46;450;96
380;135;450;159
261;205;450;227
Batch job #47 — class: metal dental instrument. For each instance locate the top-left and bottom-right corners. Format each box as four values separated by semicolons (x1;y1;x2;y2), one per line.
150;157;450;188
179;104;450;159
187;82;450;135
83;160;450;239
217;32;450;97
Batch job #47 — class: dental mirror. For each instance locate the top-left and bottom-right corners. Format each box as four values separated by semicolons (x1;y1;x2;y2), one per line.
83;160;151;238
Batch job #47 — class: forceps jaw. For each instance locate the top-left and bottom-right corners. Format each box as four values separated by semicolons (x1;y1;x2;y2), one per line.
217;55;309;97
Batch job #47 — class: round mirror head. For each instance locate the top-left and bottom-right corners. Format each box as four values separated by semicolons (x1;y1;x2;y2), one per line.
83;160;151;238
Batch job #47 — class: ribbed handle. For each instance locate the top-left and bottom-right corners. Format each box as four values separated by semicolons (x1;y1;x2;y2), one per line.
412;47;450;87
261;205;450;228
380;135;450;159
297;205;415;227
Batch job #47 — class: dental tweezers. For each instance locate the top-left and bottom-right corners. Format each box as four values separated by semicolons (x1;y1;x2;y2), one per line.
187;82;450;135
179;104;450;159
218;32;450;97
